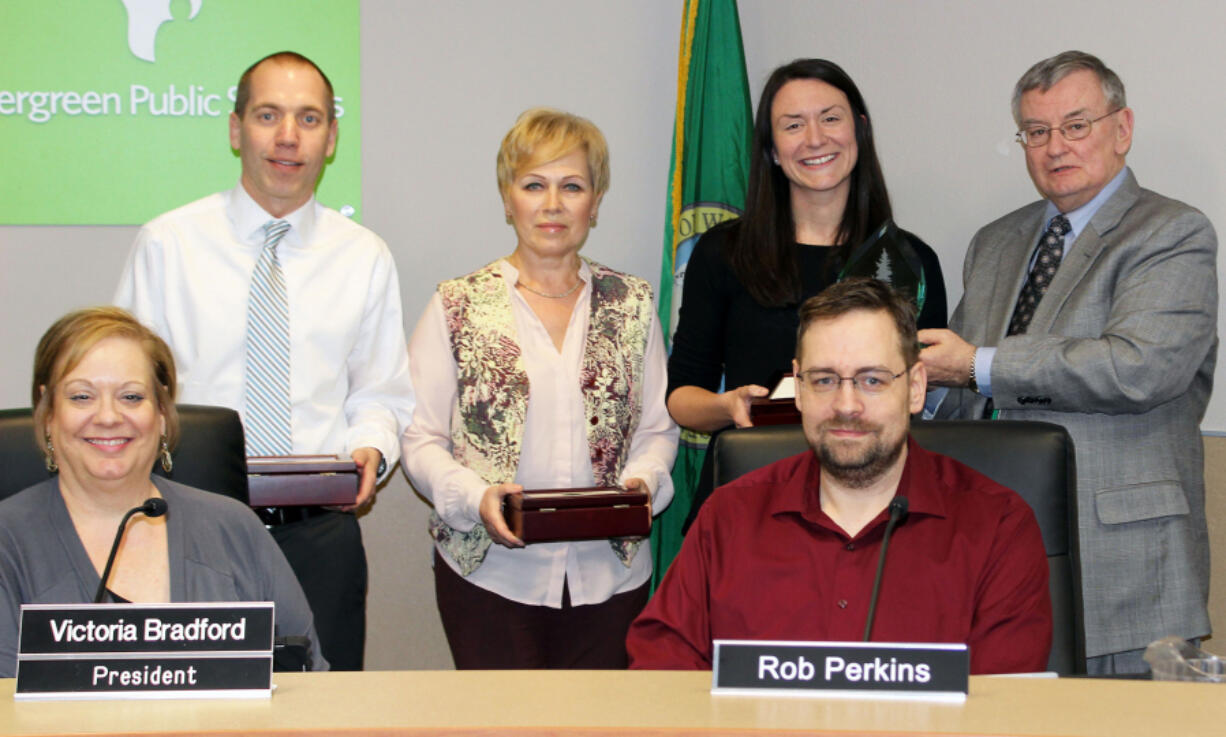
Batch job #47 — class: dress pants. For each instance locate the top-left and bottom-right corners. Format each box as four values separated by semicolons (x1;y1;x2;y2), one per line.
272;510;367;670
434;549;649;669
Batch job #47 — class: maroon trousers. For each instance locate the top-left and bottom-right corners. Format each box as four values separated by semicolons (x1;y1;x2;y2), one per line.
434;550;649;669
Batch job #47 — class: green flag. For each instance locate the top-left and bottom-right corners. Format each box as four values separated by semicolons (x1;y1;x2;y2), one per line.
651;0;752;590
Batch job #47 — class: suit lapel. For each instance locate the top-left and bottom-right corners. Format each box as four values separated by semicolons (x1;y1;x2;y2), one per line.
1027;171;1140;333
985;212;1046;342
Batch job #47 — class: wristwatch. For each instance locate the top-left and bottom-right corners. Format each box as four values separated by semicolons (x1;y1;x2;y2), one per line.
967;349;980;394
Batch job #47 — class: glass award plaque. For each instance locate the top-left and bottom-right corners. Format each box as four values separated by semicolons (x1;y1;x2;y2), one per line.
837;220;927;313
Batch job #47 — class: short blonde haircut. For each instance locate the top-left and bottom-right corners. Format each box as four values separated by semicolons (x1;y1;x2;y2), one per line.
32;307;180;451
496;108;610;199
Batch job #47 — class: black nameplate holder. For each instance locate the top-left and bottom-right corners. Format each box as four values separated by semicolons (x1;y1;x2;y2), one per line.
15;602;275;700
712;639;969;702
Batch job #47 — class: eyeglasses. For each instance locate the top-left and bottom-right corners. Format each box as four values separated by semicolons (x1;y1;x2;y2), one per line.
796;368;909;396
1015;109;1122;148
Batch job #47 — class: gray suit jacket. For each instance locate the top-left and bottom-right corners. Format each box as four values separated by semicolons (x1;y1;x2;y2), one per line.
938;169;1217;657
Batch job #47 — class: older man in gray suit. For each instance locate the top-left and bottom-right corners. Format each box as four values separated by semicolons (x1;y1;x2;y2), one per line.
919;51;1217;675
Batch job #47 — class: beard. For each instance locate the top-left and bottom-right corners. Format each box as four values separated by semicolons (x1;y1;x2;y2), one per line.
811;418;907;489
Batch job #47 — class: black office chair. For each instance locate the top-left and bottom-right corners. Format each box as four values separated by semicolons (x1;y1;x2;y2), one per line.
0;404;249;505
710;419;1084;675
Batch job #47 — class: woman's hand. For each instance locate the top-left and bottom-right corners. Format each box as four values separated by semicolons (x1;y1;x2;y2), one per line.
722;384;769;428
667;384;769;432
623;477;653;517
479;483;525;548
623;477;654;537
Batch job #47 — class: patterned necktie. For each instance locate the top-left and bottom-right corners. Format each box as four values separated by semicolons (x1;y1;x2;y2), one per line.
244;219;293;456
1007;214;1071;336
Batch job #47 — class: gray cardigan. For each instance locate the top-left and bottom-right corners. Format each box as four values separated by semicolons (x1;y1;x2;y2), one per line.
0;476;325;676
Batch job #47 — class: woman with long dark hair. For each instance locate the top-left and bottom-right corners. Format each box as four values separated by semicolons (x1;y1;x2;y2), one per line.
668;58;947;434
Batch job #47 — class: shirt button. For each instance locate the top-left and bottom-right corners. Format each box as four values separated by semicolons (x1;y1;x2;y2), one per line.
845;543;855;551
837;599;848;609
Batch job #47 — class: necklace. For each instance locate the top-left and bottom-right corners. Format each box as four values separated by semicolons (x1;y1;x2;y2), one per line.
516;278;582;299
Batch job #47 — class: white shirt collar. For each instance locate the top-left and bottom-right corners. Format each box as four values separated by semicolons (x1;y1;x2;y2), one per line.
224;182;318;249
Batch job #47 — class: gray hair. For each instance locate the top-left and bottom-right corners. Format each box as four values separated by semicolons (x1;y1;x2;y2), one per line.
1011;51;1127;126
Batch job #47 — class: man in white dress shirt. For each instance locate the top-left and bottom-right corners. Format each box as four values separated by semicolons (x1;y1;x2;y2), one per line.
114;51;414;670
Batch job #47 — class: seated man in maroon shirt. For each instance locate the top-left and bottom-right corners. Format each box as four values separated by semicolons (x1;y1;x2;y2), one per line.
629;278;1052;675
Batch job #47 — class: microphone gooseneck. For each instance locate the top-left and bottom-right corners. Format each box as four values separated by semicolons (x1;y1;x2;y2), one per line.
862;496;909;641
93;497;169;603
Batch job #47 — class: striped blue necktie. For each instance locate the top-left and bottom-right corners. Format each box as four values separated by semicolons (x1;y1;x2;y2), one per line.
244;219;293;456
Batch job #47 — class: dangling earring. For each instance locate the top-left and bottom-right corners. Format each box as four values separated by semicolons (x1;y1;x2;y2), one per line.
44;432;58;473
505;213;513;225
589;215;598;228
160;435;173;473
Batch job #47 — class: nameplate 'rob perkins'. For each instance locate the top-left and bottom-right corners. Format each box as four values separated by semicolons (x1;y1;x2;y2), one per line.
712;640;969;701
15;602;275;700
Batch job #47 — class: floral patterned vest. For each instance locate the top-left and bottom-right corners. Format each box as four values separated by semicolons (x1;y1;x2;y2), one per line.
428;258;654;576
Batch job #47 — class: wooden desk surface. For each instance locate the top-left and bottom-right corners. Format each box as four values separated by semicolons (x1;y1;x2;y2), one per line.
1;670;1223;736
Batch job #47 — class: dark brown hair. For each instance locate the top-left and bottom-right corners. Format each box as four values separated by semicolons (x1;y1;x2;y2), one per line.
732;59;892;307
795;277;918;366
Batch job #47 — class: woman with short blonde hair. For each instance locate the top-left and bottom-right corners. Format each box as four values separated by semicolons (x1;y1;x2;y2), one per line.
403;108;678;669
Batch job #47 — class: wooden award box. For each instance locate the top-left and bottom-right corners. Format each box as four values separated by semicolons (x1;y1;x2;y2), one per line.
504;487;650;543
749;373;802;426
247;455;358;507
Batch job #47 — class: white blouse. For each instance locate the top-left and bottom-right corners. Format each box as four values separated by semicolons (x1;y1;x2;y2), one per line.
402;259;678;607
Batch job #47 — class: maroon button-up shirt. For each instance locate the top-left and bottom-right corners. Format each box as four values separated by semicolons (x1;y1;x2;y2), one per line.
628;438;1052;674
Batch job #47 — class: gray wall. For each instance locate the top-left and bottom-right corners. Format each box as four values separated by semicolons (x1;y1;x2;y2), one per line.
1;1;1223;668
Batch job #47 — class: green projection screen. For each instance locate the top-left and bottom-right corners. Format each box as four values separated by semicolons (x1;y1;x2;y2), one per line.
0;0;360;224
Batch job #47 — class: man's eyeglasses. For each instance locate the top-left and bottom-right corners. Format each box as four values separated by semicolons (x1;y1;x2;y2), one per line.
796;368;909;396
1015;109;1122;148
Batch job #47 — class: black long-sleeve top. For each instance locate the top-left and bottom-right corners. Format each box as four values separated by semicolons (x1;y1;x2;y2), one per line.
667;220;948;401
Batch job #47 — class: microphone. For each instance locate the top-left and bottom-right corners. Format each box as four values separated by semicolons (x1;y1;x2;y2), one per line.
862;496;909;641
93;498;169;603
